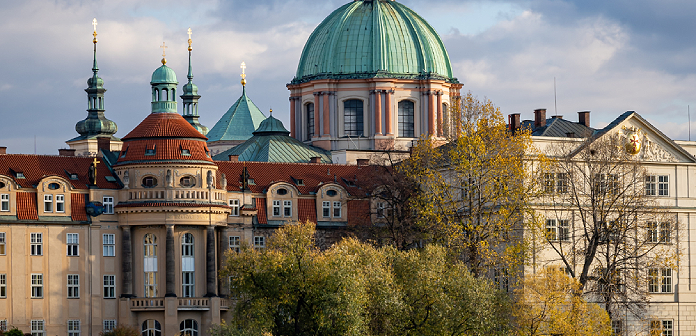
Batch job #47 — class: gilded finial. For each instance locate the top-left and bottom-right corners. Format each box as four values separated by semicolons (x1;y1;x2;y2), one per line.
187;27;192;51
240;62;247;86
269;108;273;116
92;18;98;43
160;41;168;65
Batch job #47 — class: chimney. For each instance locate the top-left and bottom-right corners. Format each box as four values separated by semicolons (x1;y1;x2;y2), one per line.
0;147;6;155
508;113;521;134
534;109;546;128
59;149;76;156
228;155;239;162
310;157;321;164
356;158;369;166
97;137;111;154
578;111;590;127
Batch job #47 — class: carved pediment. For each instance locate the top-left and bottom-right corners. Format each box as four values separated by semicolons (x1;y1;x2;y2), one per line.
640;137;677;162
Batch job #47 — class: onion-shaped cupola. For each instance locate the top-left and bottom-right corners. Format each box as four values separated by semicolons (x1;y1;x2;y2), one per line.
73;18;118;140
150;42;179;114
180;28;209;136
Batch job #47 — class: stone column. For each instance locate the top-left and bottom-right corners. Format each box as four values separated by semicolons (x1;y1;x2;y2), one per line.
374;90;382;136
427;92;435;136
436;92;443;137
165;224;176;297
205;226;217;297
323;92;331;137
289;97;296;139
313;92;321;139
120;225;134;298
385;90;393;135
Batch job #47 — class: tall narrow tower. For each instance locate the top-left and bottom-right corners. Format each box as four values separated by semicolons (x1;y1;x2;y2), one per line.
181;28;208;136
67;18;120;156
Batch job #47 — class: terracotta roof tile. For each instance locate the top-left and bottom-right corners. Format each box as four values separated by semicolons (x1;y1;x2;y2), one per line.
71;193;88;221
0;154;119;190
298;199;317;223
122;113;208;140
256;198;267;224
116;139;213;165
17;192;38;220
347;200;371;227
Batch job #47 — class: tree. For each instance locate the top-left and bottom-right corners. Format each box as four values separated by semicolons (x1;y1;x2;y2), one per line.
3;328;24;336
404;92;541;277
537;130;680;325
100;325;139;336
219;221;511;336
513;267;612;336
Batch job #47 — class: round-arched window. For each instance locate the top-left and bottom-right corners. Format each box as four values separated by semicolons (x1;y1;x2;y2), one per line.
47;182;60;190
180;319;199;336
142;319;162;336
142;176;158;188
0;181;6;189
326;189;337;197
180;176;195;188
144;234;157;257
277;188;288;195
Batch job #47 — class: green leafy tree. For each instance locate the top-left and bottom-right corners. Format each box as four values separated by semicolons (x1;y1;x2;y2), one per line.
4;328;24;336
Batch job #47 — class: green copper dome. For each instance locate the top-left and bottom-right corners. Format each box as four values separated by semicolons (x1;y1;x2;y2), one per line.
151;64;178;84
253;115;290;135
293;0;456;84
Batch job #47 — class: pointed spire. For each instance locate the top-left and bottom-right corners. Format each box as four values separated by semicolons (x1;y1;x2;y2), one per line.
187;27;194;83
90;18;100;88
240;62;247;87
181;27;208;136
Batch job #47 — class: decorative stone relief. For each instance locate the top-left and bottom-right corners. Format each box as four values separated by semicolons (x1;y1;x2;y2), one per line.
642;137;677;162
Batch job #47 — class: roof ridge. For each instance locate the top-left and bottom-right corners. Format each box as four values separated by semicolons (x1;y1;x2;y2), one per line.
214;160;358;167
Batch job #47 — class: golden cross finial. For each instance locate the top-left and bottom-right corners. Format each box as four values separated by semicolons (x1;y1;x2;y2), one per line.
187;27;192;51
93;157;101;166
92;18;98;43
160;41;168;64
240;62;247;86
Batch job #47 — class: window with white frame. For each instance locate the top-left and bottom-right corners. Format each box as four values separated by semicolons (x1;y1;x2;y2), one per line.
545;219;570;241
493;268;509;292
67;233;79;256
283;200;292;217
333;201;341;218
182;271;194;298
67;274;79;298
56;194;64;213
144;272;157;298
272;200;281;217
254;236;265;249
322;201;330;218
182;233;194;257
647;222;659;243
103;320;116;333
229;199;240;216
229;236;240;253
67;320;80;336
0;194;8;211
31;274;43;298
376;202;386;218
646;175;669;196
660;222;671;243
44;194;52;212
648;268;673;293
0;232;5;255
650;320;673;336
103;234;115;256
180;319;199;336
612;320;623;336
544;173;569;193
142;319;161;336
0;274;6;298
594;173;619;195
0;320;6;332
645;175;657;196
143;233;158;298
659;175;669;196
103;275;115;299
103;196;114;214
31;320;44;336
30;233;42;255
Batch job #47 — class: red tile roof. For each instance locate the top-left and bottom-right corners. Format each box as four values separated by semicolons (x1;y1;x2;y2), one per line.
256;198;267;224
71;193;88;221
0;154;120;189
115;139;214;165
17;192;38;220
121;113;208;140
298;199;317;223
347;200;371;227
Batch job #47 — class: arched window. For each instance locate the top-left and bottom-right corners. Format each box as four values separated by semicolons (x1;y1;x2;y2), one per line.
162;89;168;101
142;320;161;336
398;101;415;138
171;89;176;100
154;89;159;102
344;99;363;137
306;103;314;140
180;319;199;336
182;233;194;256
144;234;158;298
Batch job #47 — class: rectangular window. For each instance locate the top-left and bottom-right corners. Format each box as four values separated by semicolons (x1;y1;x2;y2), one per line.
103;196;114;214
612;320;623;336
103;275;115;299
229;236;240;253
376;202;386;218
144;272;157;298
333;201;341;218
67;233;79;256
344;99;364;137
558;220;570;241
0;320;6;332
0;274;6;298
306;103;315;140
229;199;240;216
283;200;292;217
660;222;671;243
103;234;115;257
44;194;52;212
31;274;43;298
0;194;8;211
556;173;569;193
648;268;673;293
272;200;280;217
0;232;5;255
594;174;619;195
254;236;265;249
658;175;669;196
322;201;330;218
493;268;509;292
647;222;659;243
67;320;80;336
544;173;555;193
56;194;64;213
31;320;44;336
651;320;673;336
103;320;116;333
67;274;79;298
182;271;194;298
545;219;557;241
30;233;42;256
645;175;656;196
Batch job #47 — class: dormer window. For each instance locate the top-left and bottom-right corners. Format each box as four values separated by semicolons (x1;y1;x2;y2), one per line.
15;172;25;179
120;146;129;158
326;189;337;197
341;178;356;187
291;177;304;186
181;149;191;156
69;174;79;180
145;145;156;156
47;183;60;190
277;188;288;196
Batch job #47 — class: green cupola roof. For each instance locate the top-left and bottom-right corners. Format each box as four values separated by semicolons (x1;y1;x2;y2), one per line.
293;0;456;84
207;86;266;142
253;114;290;135
151;64;178;84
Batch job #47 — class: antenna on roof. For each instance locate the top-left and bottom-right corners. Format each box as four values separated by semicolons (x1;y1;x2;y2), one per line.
689;105;691;141
554;77;558;117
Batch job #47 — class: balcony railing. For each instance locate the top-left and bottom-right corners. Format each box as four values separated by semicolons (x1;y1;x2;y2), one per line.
131;298;165;311
130;297;229;311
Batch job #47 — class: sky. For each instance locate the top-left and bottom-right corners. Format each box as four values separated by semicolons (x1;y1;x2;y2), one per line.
2;0;696;154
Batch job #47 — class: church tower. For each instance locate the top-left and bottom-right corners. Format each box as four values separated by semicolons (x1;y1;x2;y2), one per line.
67;18;121;156
181;28;209;136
